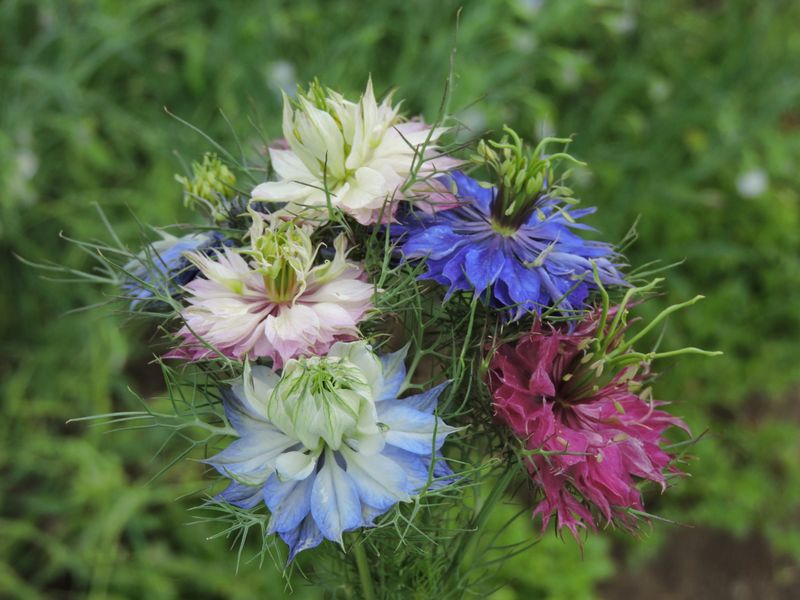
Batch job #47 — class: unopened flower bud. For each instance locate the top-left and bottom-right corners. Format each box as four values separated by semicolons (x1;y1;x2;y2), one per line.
175;153;236;216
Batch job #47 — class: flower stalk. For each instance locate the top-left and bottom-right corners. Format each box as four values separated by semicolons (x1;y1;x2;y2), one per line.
353;542;376;600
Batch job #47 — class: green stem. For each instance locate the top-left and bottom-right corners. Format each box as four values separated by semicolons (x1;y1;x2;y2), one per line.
353;542;376;600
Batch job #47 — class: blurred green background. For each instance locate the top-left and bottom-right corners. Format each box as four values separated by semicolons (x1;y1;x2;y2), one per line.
2;0;799;598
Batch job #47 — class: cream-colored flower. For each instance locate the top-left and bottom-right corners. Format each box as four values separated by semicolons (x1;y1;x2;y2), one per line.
251;79;458;225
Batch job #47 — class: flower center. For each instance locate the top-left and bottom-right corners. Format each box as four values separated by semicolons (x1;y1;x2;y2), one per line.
475;126;583;231
263;264;300;304
245;217;315;304
490;219;520;238
268;355;378;451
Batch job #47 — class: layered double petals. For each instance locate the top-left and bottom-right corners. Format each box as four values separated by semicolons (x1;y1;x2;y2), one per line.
487;318;688;538
169;236;373;368
251;79;458;225
396;172;626;319
209;342;457;561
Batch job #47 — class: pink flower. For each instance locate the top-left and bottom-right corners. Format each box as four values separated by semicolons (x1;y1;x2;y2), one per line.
169;221;373;368
487;315;688;539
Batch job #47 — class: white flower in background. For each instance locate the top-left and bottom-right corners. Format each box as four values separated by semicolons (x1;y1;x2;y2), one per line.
251;79;458;225
736;168;768;198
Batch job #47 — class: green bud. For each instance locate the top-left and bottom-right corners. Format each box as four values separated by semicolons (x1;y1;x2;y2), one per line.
175;153;236;217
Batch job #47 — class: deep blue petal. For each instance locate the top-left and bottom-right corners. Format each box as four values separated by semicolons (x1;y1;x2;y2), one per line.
449;171;495;214
394;171;627;316
401;225;465;260
464;244;506;297
439;248;472;294
498;260;542;311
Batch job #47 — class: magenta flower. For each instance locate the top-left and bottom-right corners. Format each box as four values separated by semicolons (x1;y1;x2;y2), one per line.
487;314;688;538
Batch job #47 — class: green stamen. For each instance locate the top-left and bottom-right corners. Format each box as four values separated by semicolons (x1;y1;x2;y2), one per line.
473;126;585;231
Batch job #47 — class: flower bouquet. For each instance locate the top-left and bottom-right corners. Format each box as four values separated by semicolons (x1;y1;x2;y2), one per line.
62;79;718;597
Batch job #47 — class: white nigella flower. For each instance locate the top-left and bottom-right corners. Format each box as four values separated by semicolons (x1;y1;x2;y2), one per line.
209;342;457;561
251;79;459;225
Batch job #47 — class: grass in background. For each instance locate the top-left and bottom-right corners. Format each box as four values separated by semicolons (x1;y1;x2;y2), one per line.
2;0;799;598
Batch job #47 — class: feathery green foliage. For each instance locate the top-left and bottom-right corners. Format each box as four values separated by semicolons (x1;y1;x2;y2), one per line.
3;1;800;598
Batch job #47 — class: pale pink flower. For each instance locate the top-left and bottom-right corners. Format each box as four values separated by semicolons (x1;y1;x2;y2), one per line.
169;219;373;368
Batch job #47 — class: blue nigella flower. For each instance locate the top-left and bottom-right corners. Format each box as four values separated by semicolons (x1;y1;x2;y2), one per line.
123;231;227;306
208;342;456;562
395;171;626;319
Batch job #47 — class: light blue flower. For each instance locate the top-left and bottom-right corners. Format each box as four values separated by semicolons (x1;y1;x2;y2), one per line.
209;341;456;561
123;230;227;306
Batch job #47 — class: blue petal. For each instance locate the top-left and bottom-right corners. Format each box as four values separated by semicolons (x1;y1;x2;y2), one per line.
464;244;505;297
450;171;495;214
379;446;433;491
378;345;409;402
400;381;449;414
378;402;456;454
310;449;363;543
401;225;465;260
263;473;314;534
216;480;263;509
339;446;410;510
362;504;388;526
280;514;324;562
432;453;456;487
495;259;543;316
221;387;271;434
439;247;471;293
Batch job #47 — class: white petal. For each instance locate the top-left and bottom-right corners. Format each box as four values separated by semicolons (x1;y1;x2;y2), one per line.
242;363;280;417
269;148;314;180
275;450;318;481
252;179;315;203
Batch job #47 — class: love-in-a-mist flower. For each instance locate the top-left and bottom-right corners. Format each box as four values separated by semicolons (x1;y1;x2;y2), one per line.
123;230;227;307
169;212;373;367
251;79;457;225
209;342;456;561
396;130;625;319
487;311;689;538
